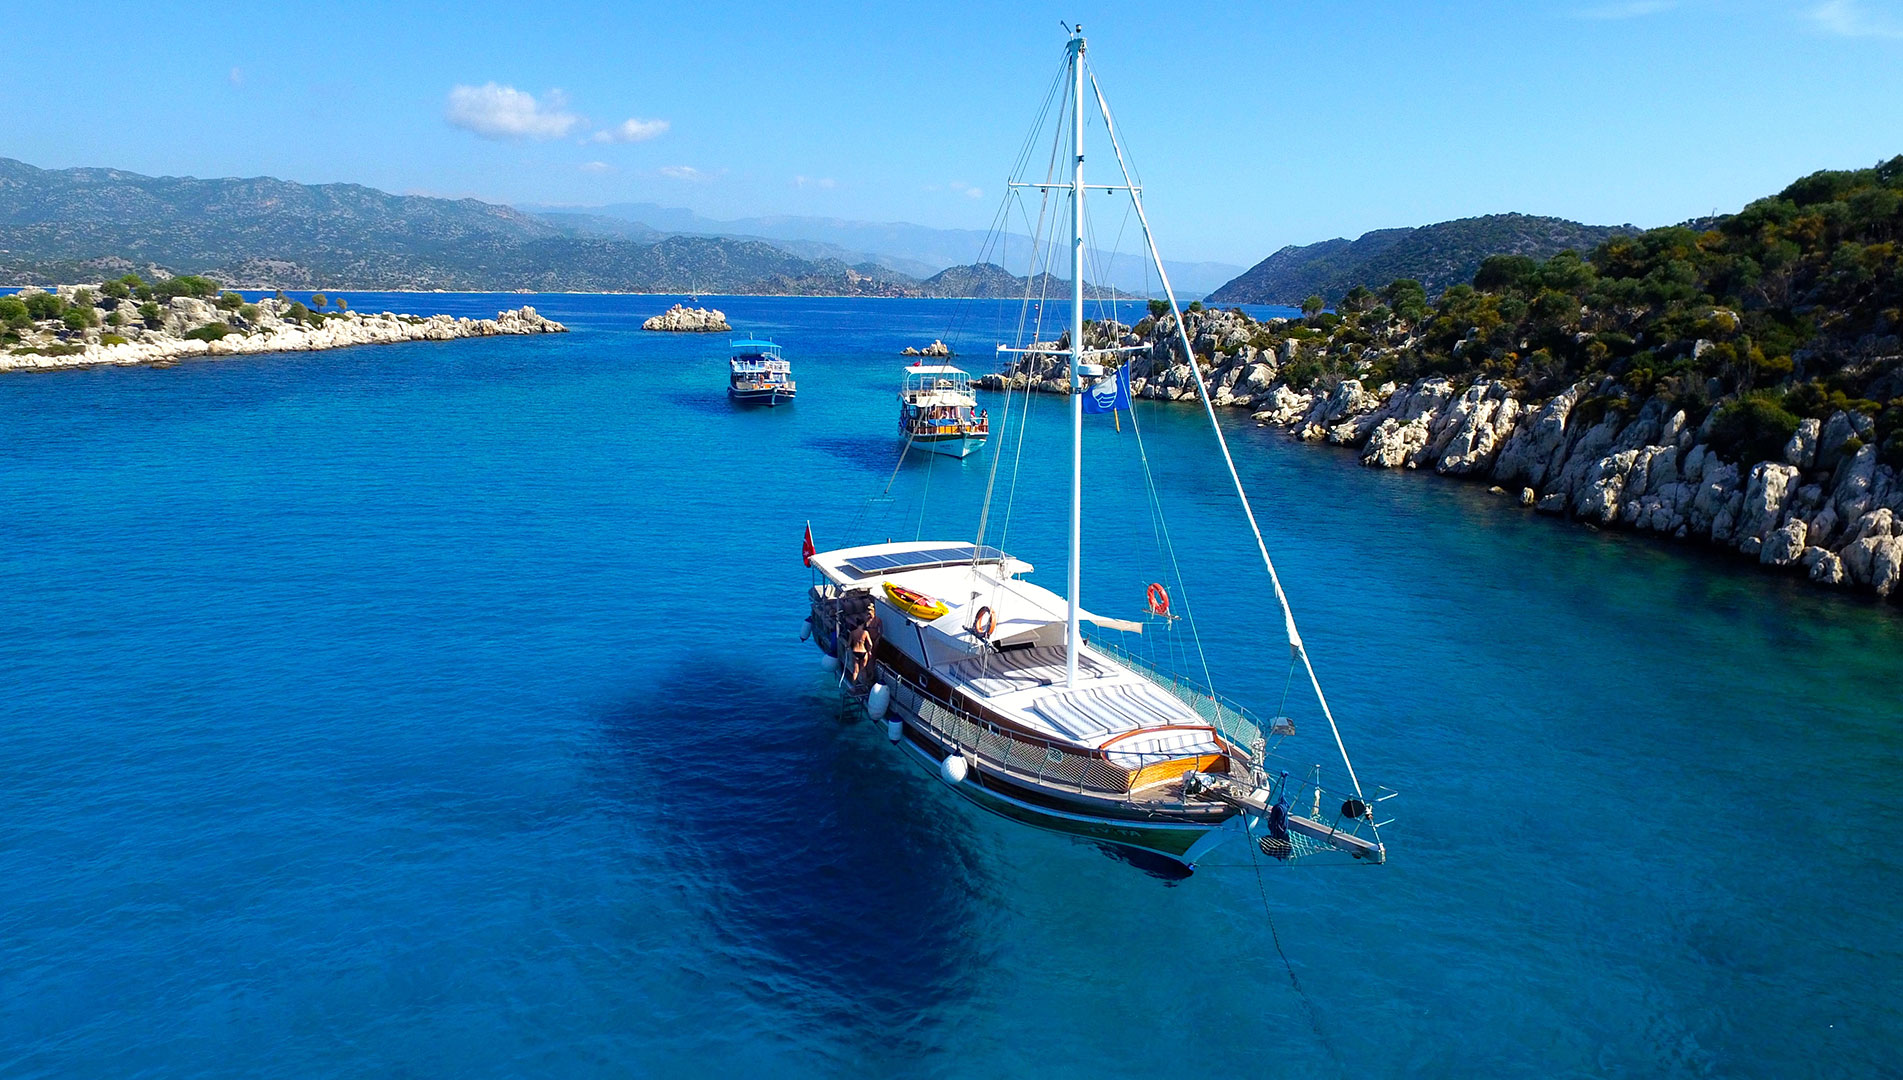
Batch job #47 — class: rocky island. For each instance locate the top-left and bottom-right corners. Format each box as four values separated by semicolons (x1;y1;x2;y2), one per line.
0;277;564;373
642;304;730;332
902;340;954;357
985;157;1903;606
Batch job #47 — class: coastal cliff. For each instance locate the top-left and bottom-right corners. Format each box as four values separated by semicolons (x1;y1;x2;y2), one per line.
1;282;564;373
985;307;1903;603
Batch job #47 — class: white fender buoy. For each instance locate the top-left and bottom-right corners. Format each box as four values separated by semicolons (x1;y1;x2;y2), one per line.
885;719;903;742
867;683;891;719
940;755;968;785
799;616;813;642
820;653;841;673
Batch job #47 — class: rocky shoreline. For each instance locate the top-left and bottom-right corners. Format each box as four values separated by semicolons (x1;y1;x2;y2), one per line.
1;286;565;373
982;307;1903;605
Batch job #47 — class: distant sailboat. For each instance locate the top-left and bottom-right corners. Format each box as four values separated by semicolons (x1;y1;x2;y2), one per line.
803;27;1390;871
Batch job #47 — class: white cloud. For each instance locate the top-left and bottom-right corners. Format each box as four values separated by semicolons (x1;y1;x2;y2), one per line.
793;175;837;189
659;165;709;181
580;161;612;173
948;180;984;200
1809;0;1903;37
228;66;244;87
590;117;669;143
1575;0;1676;18
445;83;582;140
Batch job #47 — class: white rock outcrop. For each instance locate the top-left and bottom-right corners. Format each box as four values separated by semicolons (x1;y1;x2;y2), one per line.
642;304;730;332
1;299;566;373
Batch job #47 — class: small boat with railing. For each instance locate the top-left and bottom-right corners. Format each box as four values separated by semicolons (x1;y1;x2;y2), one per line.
898;364;988;457
729;338;795;405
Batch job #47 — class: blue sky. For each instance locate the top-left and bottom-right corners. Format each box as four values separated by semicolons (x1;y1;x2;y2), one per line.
4;0;1902;265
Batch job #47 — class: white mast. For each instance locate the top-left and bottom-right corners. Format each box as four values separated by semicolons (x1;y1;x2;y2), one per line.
1065;25;1086;688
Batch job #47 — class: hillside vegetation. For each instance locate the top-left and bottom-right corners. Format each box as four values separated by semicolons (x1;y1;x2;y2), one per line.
1208;213;1636;306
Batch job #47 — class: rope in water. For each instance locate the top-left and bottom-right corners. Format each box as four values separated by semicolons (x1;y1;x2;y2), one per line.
1246;837;1348;1076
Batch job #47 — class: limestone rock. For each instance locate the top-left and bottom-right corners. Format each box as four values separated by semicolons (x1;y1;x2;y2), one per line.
1737;462;1801;549
642;304;731;332
1362;417;1430;469
1809;549;1847;586
1761;520;1807;566
901;339;954;357
1493;383;1581;488
1784;417;1820;468
1252;385;1313;426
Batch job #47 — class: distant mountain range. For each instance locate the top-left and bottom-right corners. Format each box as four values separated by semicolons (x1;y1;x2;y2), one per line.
522;201;1247;296
0;158;1138;298
1207;213;1640;305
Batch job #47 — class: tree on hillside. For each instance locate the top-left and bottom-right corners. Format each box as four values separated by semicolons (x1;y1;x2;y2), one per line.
1148;298;1170;320
311;293;328;310
1301;294;1325;317
334;297;348;312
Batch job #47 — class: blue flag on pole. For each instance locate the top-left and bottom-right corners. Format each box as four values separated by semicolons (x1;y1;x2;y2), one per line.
1082;364;1131;414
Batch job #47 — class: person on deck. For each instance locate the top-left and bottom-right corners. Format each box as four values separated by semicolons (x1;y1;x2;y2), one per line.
848;601;882;684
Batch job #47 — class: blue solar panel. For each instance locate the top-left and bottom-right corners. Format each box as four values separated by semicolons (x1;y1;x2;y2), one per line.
842;545;1007;577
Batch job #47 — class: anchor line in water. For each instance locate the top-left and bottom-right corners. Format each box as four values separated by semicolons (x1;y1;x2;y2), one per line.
1248;839;1347;1075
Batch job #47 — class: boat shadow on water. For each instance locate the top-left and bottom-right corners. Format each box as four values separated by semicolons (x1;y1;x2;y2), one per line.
803;434;903;472
589;656;993;1033
659;389;799;417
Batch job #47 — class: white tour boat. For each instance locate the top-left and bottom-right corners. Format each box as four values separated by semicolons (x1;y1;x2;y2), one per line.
897;364;989;458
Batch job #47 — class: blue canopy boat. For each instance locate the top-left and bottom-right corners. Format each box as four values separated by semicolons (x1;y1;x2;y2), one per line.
729;339;795;405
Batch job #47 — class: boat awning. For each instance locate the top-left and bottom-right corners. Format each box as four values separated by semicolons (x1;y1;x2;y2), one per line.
904;390;977;407
903;364;968;375
924;588;1140;646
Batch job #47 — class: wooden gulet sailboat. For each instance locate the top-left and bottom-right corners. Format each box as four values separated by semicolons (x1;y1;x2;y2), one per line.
803;27;1390;871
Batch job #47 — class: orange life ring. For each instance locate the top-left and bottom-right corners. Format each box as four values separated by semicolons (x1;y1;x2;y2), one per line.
972;606;995;638
1146;582;1170;615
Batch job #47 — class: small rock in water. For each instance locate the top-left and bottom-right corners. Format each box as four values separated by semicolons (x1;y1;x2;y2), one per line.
901;339;953;357
643;304;730;332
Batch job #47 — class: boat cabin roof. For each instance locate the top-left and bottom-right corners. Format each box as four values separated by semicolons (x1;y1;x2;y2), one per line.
731;338;780;357
902;364;967;375
812;540;1216;761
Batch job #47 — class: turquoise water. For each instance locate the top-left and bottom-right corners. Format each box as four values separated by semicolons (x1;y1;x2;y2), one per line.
3;293;1899;1078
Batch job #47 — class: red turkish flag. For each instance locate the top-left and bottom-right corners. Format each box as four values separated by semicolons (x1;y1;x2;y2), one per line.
801;522;815;567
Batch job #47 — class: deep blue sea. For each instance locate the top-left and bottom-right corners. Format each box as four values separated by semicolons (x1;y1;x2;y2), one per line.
3;293;1899;1078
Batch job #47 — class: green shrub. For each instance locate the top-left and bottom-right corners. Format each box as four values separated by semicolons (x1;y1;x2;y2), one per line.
107;309;125;327
183;322;230;341
138;301;164;329
1708;392;1801;465
217;291;244;311
22;291;63;320
239;303;259;321
0;296;28;329
10;343;85;357
62;309;92;331
99;333;128;346
284;301;311;324
102;280;130;300
153;275;218;300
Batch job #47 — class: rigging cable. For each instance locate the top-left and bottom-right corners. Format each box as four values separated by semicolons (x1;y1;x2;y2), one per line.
1086;61;1372;811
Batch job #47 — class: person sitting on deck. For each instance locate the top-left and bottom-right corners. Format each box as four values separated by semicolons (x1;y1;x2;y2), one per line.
848;601;882;684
